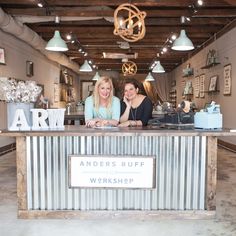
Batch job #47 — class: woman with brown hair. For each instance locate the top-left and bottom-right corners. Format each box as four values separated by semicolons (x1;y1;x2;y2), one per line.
84;76;120;127
119;78;153;127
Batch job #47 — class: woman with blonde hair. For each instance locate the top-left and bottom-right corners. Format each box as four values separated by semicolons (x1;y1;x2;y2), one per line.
84;76;120;127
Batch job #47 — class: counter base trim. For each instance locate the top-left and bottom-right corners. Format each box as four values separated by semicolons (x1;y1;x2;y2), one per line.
18;210;216;220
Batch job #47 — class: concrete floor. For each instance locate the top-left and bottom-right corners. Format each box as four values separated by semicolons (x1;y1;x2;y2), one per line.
0;148;236;236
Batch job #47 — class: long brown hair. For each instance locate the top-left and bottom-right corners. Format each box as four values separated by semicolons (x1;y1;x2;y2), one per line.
93;76;114;113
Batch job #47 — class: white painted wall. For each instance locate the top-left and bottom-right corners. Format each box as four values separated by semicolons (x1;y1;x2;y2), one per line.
169;26;236;144
0;29;80;147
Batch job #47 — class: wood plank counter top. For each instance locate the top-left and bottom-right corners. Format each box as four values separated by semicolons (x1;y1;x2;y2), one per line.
0;125;236;137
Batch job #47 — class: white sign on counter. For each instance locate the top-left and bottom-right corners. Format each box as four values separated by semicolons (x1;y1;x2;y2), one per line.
69;155;156;189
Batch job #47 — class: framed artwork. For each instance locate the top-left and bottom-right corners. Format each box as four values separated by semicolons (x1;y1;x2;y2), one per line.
208;75;218;92
69;76;73;86
195;76;200;98
223;64;231;95
171;80;176;87
0;48;6;64
206;49;217;65
88;85;95;92
26;61;34;77
199;74;205;98
54;84;60;102
80;80;96;101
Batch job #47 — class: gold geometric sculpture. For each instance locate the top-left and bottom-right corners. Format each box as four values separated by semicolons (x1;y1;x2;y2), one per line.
113;3;146;42
122;60;137;76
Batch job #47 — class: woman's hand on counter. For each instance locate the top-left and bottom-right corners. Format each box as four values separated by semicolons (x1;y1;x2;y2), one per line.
85;119;100;128
118;121;130;127
86;119;119;128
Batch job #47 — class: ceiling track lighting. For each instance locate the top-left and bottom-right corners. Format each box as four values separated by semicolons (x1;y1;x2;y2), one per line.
188;4;198;14
181;16;191;24
55;16;60;23
37;0;47;8
37;3;43;8
197;0;203;6
64;32;97;68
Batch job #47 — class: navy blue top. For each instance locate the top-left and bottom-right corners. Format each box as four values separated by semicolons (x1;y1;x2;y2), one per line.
120;96;153;126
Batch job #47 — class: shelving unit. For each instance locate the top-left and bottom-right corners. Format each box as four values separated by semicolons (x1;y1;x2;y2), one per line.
59;70;74;102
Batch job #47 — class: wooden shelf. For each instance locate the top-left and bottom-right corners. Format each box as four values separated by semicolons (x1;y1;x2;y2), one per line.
182;73;194;78
201;62;220;69
201;90;220;94
207;90;220;93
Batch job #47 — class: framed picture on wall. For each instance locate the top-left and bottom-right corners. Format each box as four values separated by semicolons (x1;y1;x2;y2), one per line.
26;61;34;77
195;76;200;98
0;48;6;65
200;74;205;98
223;64;231;95
80;80;96;101
208;75;218;92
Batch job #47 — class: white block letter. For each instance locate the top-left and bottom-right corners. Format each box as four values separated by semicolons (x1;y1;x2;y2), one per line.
47;109;65;129
31;109;49;130
9;109;30;131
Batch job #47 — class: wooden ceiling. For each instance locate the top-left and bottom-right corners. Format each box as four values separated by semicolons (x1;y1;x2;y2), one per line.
1;0;236;73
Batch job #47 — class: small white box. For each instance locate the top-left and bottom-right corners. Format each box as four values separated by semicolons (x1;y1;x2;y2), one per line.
194;112;222;129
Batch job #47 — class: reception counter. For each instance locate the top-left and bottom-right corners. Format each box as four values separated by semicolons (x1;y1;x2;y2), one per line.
64;110;165;125
1;126;235;219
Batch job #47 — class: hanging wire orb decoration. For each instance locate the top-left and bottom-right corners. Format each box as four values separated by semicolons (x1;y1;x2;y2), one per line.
113;3;146;42
122;61;137;76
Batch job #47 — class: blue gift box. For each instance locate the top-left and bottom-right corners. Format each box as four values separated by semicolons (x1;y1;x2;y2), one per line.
194;112;222;129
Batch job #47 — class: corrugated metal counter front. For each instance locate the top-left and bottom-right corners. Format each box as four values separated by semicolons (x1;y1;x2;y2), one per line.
2;126;234;219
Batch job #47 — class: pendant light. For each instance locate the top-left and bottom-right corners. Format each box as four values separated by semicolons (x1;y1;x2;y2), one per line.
171;29;194;51
92;72;100;81
45;30;68;51
113;3;146;42
79;60;93;72
152;61;165;73
145;72;155;81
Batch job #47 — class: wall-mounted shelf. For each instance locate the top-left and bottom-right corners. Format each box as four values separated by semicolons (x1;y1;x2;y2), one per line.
170;89;176;94
207;90;220;93
182;73;194;78
201;62;220;69
184;93;193;95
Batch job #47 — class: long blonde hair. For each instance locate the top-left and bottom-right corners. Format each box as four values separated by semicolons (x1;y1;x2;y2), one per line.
93;76;114;113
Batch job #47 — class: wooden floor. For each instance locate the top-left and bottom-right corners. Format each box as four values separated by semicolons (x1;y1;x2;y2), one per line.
0;147;236;236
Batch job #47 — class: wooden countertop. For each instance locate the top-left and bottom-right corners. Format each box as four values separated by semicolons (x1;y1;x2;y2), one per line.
64;111;84;119
1;125;236;137
64;111;165;119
